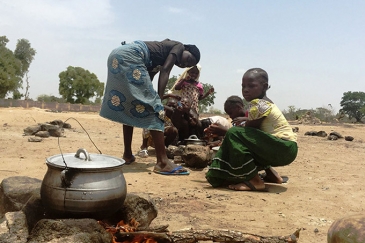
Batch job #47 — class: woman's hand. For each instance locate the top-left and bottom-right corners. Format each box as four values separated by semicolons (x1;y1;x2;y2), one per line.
204;123;228;137
232;116;248;127
207;140;221;149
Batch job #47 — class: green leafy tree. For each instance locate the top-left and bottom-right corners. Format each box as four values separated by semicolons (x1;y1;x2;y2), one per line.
0;36;22;98
37;94;65;103
166;75;177;91
282;105;300;120
198;83;215;113
340;91;365;123
59;66;104;104
315;106;335;122
0;36;36;99
14;39;36;77
207;106;223;115
14;39;36;99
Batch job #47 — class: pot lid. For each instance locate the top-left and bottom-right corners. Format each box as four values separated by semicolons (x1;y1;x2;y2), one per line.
185;135;204;141
46;148;125;169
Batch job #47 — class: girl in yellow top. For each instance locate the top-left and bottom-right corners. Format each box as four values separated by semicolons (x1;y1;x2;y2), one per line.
205;68;298;191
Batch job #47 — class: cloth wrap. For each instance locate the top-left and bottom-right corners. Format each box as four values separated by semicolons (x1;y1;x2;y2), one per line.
100;41;165;131
206;126;298;187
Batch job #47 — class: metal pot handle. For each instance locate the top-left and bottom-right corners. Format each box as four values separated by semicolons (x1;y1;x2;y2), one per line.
60;169;71;187
188;135;199;140
74;148;91;161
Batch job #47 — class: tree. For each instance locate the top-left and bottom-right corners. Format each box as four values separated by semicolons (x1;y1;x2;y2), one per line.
166;75;178;91
198;83;215;113
207;106;223;115
58;66;104;104
0;36;22;98
37;94;65;103
282;105;300;120
14;39;36;99
315;106;335;122
0;36;36;99
340;91;365;123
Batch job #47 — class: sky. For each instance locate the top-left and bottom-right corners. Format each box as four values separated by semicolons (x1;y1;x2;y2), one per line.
1;0;364;113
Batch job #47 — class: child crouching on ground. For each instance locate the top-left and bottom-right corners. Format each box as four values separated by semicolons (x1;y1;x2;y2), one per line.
205;68;298;191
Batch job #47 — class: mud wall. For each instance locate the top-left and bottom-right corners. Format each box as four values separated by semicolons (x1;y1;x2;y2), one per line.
0;99;101;112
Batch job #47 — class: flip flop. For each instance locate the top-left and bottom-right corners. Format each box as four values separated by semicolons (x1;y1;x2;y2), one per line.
281;176;289;183
124;155;136;165
242;181;257;191
154;165;190;175
259;173;289;183
228;181;267;191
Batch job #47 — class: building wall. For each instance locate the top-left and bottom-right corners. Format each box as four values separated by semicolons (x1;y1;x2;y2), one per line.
0;99;101;112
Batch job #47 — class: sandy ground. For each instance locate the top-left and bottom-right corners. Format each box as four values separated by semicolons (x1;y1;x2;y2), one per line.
1;107;365;242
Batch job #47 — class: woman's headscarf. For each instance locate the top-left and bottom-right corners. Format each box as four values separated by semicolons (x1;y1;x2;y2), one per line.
168;64;202;94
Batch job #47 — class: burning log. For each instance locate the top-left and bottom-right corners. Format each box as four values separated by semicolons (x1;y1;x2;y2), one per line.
167;228;300;243
114;232;170;243
99;219;300;243
113;228;301;243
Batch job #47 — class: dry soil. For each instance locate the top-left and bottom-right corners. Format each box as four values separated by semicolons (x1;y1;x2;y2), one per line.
1;107;365;242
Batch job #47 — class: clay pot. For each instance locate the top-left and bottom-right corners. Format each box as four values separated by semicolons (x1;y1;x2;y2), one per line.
185;135;207;146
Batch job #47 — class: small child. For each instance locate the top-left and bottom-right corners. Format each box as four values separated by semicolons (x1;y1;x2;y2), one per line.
205;68;298;191
202;96;246;142
137;98;179;158
171;64;214;114
164;97;194;144
137;97;193;157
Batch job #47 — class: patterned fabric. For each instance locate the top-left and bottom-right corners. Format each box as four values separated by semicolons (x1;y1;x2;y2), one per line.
169;65;203;113
100;41;165;131
247;99;297;142
180;81;203;113
247;99;272;120
142;116;175;148
206;126;298;187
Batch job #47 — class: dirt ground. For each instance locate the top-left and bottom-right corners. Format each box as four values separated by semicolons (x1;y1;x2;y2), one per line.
1;107;365;242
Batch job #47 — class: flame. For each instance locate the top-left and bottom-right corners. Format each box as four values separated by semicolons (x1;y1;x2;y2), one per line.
98;219;158;243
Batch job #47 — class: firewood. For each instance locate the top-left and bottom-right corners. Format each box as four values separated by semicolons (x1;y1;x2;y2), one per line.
114;228;301;243
137;224;170;232
114;231;171;243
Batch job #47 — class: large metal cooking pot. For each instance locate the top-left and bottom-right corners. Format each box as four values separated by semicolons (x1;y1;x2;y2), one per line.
40;148;126;218
185;135;207;146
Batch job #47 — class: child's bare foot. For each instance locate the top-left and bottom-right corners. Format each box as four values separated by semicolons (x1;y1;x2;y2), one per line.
228;174;265;191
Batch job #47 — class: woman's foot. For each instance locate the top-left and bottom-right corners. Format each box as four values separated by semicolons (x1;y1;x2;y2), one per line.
154;158;188;173
262;167;283;184
228;174;265;191
123;154;136;165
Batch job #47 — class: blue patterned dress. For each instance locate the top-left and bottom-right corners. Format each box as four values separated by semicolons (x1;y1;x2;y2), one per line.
100;41;165;131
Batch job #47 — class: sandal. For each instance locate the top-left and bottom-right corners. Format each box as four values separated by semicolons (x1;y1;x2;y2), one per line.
124;155;136;165
136;149;148;158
